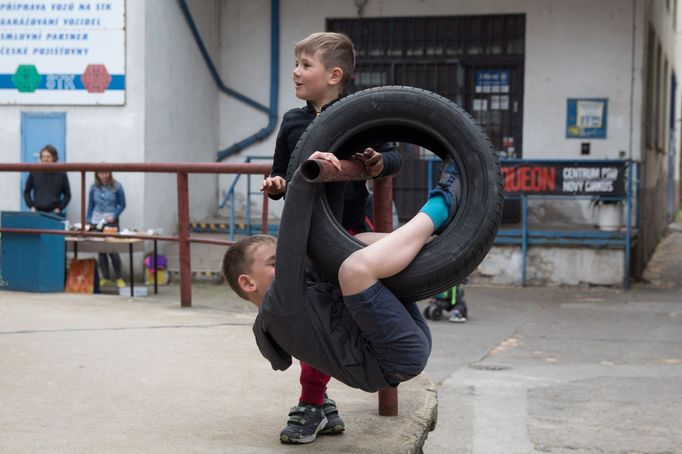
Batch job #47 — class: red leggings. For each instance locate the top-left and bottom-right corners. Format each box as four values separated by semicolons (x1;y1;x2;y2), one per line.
299;361;330;406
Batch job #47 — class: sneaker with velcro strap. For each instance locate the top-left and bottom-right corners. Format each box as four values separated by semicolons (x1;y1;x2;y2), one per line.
320;396;345;435
279;403;327;444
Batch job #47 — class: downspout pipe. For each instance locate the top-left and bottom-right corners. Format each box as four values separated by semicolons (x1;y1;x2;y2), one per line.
177;0;279;161
218;0;279;160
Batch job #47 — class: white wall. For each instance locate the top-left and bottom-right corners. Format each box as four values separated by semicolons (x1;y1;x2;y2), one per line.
217;0;281;219
144;0;221;233
215;0;658;224
218;0;645;160
0;1;147;229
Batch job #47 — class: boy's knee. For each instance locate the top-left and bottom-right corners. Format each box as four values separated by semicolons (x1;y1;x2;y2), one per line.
338;253;371;287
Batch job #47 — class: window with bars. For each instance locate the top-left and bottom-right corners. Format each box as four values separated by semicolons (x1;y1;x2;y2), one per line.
328;15;525;156
328;15;526;223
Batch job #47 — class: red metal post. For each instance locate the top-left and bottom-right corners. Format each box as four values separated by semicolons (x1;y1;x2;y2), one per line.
373;176;399;417
177;172;192;307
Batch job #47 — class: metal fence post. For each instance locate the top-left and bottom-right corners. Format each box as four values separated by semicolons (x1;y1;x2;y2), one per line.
373;176;399;417
177;172;192;307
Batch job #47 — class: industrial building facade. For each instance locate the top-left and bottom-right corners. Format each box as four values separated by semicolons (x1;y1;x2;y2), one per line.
0;0;679;284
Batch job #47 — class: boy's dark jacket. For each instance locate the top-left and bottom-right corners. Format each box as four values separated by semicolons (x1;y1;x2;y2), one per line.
252;171;394;393
270;99;402;230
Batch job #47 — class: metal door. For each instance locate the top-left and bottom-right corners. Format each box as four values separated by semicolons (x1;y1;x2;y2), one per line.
20;112;67;211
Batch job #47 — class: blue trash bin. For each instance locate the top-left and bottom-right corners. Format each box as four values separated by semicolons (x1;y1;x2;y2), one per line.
0;211;65;292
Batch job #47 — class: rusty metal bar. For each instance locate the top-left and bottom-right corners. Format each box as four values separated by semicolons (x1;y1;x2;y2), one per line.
0;228;232;244
300;158;370;183
373;176;399;417
176;172;192;307
0;162;272;174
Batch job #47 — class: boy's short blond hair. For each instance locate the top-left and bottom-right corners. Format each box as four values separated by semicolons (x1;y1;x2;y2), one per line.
295;32;355;86
222;235;276;300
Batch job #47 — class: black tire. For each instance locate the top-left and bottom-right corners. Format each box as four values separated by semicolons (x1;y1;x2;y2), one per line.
286;86;504;302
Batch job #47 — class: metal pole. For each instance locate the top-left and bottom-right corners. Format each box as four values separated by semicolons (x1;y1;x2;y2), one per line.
177;172;192;307
300;158;370;183
625;161;632;289
521;195;528;286
129;243;134;297
262;176;269;234
373;176;399;417
154;239;158;294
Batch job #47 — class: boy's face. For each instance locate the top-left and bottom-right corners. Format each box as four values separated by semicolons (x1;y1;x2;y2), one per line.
293;51;339;104
243;242;276;301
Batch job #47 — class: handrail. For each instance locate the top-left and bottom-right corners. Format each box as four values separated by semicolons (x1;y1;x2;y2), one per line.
0;161;272;307
220;156;272;208
219;156;274;240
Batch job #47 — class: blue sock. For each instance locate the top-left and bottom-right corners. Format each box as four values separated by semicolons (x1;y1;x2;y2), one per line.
419;190;449;230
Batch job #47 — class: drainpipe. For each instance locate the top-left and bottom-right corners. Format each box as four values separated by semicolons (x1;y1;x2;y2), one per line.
178;0;279;161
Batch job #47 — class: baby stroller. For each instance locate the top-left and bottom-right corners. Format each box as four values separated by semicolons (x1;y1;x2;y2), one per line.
423;280;468;323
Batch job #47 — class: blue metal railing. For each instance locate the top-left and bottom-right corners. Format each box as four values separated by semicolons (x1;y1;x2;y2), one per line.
219;156;274;240
226;155;639;287
426;158;639;288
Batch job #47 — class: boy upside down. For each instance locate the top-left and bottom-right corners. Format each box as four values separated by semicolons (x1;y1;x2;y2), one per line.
222;151;461;443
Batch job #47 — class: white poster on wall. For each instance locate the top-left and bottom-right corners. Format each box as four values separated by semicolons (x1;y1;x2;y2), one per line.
0;0;125;105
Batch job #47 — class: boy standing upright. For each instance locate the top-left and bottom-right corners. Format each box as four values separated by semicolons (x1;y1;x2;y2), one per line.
260;32;401;443
262;32;402;227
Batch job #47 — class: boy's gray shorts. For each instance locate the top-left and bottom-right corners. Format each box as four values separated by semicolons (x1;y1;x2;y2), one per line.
343;281;432;385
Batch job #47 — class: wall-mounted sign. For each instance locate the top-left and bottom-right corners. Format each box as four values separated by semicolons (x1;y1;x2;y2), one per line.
566;98;608;139
0;0;125;105
475;69;510;94
502;161;626;196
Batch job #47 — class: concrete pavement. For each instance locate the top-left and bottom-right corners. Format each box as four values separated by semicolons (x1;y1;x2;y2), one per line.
423;216;682;454
1;216;681;453
0;287;435;453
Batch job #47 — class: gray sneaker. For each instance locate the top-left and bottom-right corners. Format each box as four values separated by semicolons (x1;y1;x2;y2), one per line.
279;404;328;444
320;396;345;434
